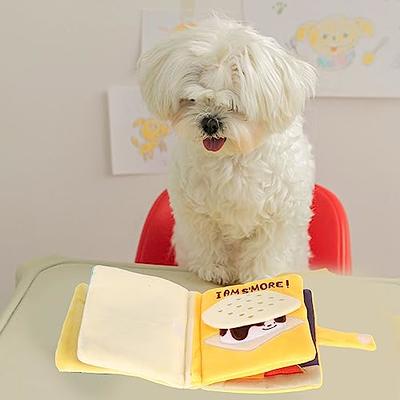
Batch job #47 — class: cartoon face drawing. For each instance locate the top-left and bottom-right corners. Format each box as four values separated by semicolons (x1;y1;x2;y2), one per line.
219;316;287;344
296;16;374;69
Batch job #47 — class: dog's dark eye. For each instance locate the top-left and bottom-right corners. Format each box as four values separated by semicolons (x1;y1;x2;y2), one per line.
189;99;195;102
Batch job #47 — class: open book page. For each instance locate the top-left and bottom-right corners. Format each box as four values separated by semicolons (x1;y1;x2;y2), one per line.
199;274;316;386
205;289;322;393
77;266;190;388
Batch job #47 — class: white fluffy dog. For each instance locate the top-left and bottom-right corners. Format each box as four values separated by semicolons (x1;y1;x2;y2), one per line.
138;16;317;284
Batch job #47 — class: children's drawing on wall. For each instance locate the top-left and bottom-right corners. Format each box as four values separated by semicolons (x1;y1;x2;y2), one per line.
244;0;400;97
295;16;379;70
108;86;174;175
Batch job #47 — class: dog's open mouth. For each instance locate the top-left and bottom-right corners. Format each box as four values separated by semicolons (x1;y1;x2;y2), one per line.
203;137;226;152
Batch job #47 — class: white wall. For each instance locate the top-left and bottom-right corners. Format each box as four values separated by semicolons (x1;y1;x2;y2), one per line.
306;98;400;279
0;0;399;310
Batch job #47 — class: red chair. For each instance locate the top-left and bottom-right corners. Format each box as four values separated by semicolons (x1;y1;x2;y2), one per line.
135;184;352;274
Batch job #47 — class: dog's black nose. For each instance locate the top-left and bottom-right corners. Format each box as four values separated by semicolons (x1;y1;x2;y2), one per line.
201;116;221;135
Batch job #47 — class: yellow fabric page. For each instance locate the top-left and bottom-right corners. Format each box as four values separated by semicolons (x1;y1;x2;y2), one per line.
56;282;196;388
55;283;117;374
200;274;316;386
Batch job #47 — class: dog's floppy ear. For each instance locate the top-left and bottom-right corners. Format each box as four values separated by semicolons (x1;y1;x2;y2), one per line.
243;37;316;132
137;38;182;120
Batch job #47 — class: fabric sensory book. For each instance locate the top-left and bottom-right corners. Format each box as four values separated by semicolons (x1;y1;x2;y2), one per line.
55;266;376;394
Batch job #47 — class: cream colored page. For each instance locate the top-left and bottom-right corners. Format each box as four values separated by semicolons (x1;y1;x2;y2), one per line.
77;266;189;388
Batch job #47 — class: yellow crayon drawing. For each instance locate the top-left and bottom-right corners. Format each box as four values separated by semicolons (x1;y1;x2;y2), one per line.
131;118;171;161
362;37;389;65
295;15;375;70
159;21;197;35
172;21;197;32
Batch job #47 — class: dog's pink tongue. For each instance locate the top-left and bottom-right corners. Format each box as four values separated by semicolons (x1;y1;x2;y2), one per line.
203;137;226;152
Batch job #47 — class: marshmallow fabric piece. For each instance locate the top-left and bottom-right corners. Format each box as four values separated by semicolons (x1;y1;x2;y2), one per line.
77;266;190;388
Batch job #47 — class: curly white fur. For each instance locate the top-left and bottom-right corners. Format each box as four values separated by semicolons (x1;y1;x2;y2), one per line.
138;16;317;284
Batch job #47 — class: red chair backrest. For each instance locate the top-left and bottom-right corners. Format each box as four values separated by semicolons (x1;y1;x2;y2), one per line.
135;184;352;274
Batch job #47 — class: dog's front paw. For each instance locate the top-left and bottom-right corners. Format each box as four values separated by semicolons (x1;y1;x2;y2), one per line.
197;265;237;286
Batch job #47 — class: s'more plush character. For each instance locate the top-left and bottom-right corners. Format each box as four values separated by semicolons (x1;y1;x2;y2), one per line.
203;290;303;351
